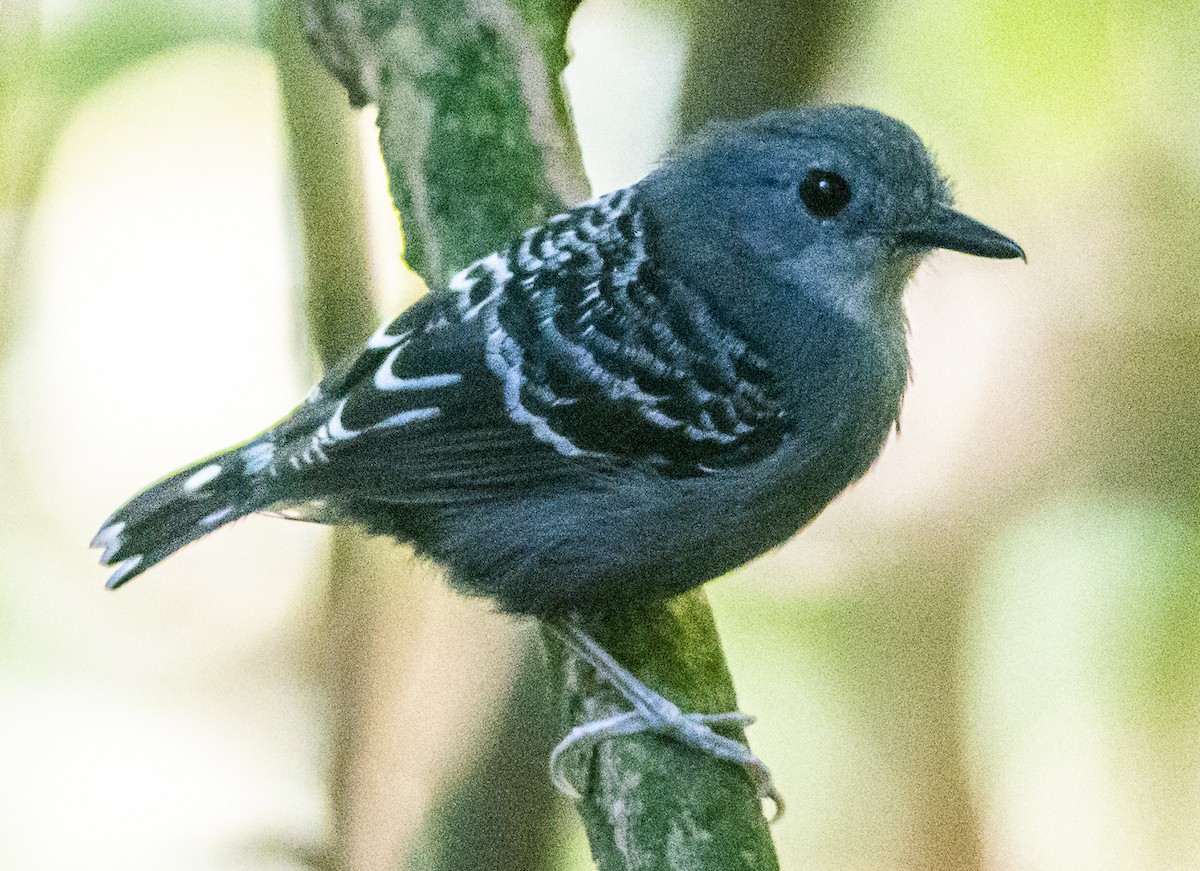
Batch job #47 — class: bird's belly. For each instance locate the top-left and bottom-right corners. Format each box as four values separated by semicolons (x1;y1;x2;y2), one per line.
424;442;862;616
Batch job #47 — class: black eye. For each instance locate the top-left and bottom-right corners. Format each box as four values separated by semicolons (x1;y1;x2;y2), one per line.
798;170;851;219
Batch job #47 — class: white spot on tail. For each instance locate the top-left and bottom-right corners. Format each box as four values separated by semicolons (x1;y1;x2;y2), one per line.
200;507;234;527
108;554;143;587
517;229;543;271
91;520;126;554
183;463;223;493
91;521;128;564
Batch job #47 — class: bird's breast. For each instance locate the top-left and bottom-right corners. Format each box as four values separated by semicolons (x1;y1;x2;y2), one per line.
764;307;909;511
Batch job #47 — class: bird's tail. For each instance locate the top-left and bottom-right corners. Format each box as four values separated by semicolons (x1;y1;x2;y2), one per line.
92;440;277;589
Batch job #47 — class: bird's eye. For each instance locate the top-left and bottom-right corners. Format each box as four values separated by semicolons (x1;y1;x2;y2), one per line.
798;170;851;219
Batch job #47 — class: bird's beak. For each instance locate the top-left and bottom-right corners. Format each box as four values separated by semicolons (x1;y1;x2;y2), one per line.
898;206;1025;261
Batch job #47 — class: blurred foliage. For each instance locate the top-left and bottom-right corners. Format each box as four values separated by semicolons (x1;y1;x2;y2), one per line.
860;0;1200;182
675;0;872;135
968;498;1200;868
45;0;254;93
0;0;257;355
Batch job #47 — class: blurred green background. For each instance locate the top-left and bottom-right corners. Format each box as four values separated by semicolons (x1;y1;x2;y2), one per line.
1;1;1197;869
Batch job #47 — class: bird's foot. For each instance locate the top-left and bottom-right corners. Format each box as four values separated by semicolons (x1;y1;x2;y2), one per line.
548;620;784;819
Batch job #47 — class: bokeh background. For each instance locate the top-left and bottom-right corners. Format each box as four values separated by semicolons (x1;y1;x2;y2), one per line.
1;0;1198;869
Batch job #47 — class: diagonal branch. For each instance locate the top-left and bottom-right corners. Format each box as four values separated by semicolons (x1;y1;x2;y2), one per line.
298;2;781;868
304;0;588;286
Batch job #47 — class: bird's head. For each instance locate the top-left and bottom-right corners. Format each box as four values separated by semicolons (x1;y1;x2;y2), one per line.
638;105;1022;336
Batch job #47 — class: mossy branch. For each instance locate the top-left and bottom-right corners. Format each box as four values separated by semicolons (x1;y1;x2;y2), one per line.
299;1;780;867
302;0;589;286
553;594;779;871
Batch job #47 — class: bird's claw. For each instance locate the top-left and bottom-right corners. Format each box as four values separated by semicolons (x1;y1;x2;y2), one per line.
549;705;782;818
548;620;784;819
549;711;646;798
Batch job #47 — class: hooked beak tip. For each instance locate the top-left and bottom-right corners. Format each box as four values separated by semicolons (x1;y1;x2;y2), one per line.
899;207;1025;262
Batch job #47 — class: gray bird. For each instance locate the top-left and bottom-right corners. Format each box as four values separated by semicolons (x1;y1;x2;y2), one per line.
92;105;1022;802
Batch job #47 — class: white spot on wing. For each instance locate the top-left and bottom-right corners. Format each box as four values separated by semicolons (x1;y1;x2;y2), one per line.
458;252;514;320
374;344;462;392
183;463;222;493
484;322;593;459
610;208;646;285
326;399;360;441
304;439;329;464
367;321;412;349
241;442;275;475
370;407;440;431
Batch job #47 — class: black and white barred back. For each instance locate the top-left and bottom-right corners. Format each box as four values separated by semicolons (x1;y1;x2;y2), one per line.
94;187;784;589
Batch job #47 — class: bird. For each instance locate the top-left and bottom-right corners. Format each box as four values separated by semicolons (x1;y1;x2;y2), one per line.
92;105;1022;802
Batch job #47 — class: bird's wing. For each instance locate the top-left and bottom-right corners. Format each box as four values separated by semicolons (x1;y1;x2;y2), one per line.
265;187;785;506
266;291;573;504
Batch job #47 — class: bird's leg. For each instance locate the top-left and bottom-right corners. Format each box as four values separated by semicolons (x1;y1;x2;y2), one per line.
547;618;783;816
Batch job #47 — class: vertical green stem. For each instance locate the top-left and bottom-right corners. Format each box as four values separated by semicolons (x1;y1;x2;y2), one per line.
297;1;781;867
268;5;432;870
